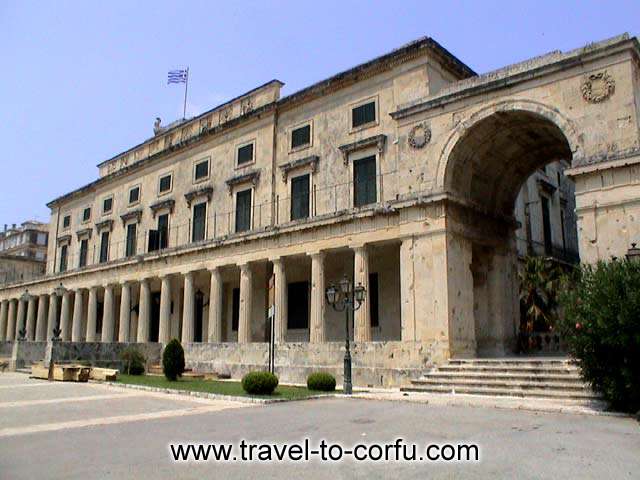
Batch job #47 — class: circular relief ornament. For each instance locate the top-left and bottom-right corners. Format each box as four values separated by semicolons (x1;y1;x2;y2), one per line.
408;123;432;149
581;71;615;103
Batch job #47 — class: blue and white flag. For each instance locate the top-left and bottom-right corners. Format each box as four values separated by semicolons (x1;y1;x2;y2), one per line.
168;69;188;84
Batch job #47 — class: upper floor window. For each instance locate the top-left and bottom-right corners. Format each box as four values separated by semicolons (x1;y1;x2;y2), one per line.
128;185;140;205
291;124;311;149
351;100;376;129
194;158;210;182
290;174;310;221
125;223;137;257
82;207;91;223
353;155;377;207
99;231;110;263
235;189;252;233
62;215;71;229
102;196;113;215
158;174;172;195
237;142;254;166
192;202;207;242
59;244;68;272
79;239;88;268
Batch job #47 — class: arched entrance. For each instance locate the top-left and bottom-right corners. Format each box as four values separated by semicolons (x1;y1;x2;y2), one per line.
441;106;576;356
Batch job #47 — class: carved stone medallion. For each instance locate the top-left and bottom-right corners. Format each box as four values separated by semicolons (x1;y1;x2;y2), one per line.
408;123;431;149
581;71;615;103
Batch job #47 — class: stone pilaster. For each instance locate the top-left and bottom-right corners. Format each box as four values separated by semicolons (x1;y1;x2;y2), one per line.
159;275;172;344
86;287;98;342
60;292;72;341
181;272;195;344
118;283;131;343
16;299;26;340
47;294;58;341
0;300;8;341
399;237;416;342
6;300;16;340
353;245;371;342
137;278;150;343
102;285;115;342
238;263;253;344
272;257;288;343
309;252;326;343
35;295;47;341
25;296;37;341
71;289;85;342
207;267;223;343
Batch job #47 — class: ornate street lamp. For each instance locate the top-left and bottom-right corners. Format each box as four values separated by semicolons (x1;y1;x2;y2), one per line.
626;243;640;263
18;290;32;341
325;275;366;395
51;283;67;341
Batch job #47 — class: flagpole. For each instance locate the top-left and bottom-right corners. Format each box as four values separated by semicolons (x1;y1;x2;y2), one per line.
183;67;189;120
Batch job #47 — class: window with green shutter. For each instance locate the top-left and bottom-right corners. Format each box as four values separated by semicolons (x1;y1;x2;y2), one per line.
352;101;376;128
237;143;254;166
291;124;311;149
353;155;377;207
290;174;310;220
235;189;252;233
192;202;207;242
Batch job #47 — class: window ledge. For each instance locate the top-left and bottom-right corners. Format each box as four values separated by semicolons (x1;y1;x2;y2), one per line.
75;228;93;239
120;209;143;226
278;155;319;182
185;185;214;206
338;134;386;165
95;219;114;232
225;170;260;194
150;199;176;217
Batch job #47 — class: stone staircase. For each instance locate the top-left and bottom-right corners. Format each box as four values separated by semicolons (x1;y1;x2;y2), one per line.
403;358;604;405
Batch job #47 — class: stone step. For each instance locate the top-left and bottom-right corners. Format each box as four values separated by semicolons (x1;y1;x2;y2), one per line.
449;357;571;366
401;384;601;401
412;377;592;392
437;365;579;375
423;372;586;384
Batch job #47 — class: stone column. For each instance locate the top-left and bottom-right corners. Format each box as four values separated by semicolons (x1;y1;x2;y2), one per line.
353;245;372;342
238;263;253;344
181;272;195;344
272;257;287;343
6;299;16;340
47;294;58;341
159;275;172;344
25;296;37;341
309;252;326;343
16;299;26;340
0;300;8;341
71;289;85;342
60;292;72;341
118;282;131;343
35;295;48;341
86;287;98;342
102;285;115;342
207;267;223;343
137;278;150;343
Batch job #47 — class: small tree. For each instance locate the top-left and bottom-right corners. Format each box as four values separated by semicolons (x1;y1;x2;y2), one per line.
120;346;146;375
558;259;640;413
162;338;185;381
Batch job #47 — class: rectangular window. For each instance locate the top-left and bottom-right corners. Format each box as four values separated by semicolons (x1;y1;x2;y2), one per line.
125;223;137;257
353;155;377;207
192;202;207;242
290;174;310;221
291;124;311;149
541;196;552;255
352;101;376;128
232;288;240;331
159;174;172;194
369;272;379;328
287;282;309;329
129;186;140;205
59;245;68;272
237;143;254;166
82;207;91;223
194;159;209;181
99;231;109;263
158;214;169;249
79;239;88;268
235;189;252;233
62;215;71;229
103;197;113;214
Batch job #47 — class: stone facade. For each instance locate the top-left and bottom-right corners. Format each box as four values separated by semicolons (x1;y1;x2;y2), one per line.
0;34;639;386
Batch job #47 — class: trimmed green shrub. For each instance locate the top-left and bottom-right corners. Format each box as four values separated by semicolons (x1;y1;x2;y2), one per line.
558;259;640;413
162;338;185;381
241;371;279;395
120;346;146;375
307;372;336;392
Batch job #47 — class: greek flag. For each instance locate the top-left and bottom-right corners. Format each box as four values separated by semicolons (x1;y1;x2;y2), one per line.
168;69;188;84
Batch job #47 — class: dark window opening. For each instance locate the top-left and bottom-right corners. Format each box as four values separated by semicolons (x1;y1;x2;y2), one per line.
126;223;137;257
99;231;109;263
158;214;169;249
354;155;377;207
235;189;252;233
352;101;376;128
194;291;204;342
237;143;254;165
129;186;140;204
287;282;310;329
195;160;209;181
159;174;172;194
59;245;68;272
291;124;311;149
541;196;552;255
232;288;240;331
192;202;207;242
150;293;160;342
103;197;113;214
82;207;91;222
62;215;71;229
290;174;310;221
96;302;103;335
369;272;379;328
79;239;88;268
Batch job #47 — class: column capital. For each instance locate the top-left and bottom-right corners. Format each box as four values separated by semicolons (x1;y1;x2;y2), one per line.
239;262;253;272
307;250;325;259
350;242;368;251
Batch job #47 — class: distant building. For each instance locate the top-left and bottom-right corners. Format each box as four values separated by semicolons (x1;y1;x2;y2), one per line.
0;221;48;285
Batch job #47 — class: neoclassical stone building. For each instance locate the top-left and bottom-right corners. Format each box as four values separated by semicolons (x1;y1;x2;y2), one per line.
0;33;639;385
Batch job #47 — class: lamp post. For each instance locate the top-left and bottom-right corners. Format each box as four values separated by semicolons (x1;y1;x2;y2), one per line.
325;275;366;395
626;243;640;263
52;283;67;341
18;290;32;341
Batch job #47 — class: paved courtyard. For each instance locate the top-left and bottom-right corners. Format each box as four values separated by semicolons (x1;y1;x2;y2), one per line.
0;372;638;479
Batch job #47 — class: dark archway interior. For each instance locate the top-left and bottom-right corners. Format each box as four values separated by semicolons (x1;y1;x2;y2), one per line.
445;111;573;217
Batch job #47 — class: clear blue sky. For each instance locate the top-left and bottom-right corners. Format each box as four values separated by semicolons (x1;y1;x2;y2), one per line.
1;0;638;225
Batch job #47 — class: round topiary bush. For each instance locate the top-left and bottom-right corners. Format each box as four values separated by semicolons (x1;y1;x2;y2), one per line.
120;346;146;375
241;371;279;395
307;372;336;392
162;338;185;381
558;259;640;413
